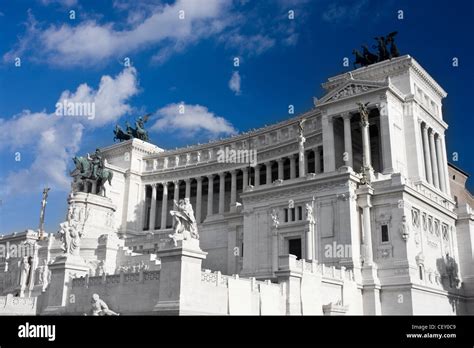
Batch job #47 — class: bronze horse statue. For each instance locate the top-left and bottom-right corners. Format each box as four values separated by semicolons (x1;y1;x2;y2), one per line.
72;156;113;196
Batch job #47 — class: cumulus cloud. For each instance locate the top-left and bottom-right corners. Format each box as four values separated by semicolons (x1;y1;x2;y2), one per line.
4;0;232;67
0;68;139;195
228;71;241;95
151;102;237;138
57;67;139;127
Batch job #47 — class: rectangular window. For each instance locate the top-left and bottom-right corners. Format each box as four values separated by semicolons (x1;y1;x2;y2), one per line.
381;225;389;242
291;207;296;221
284;208;288;223
288;238;302;260
298;206;303;220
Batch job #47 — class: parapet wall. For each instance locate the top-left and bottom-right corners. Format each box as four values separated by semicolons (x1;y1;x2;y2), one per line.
0;294;37;315
67;270;160;315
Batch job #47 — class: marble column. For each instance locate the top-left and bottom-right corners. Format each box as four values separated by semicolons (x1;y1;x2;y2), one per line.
422;124;433;184
290;154;296;179
440;136;451;195
230;170;237;207
242;167;249;191
207;175;214;216
299;135;306;177
196;177;202;223
314;147;321;174
219;172;225;214
342;113;353;168
149;183;157;231
360;116;372;172
305;224;314;261
266;162;272;184
173;180;180;201
160;182;168;230
429;129;440;189
322;114;335;172
254;164;261;186
357;189;374;266
435;136;446;193
277;158;284;180
185;178;191;199
272;227;278;274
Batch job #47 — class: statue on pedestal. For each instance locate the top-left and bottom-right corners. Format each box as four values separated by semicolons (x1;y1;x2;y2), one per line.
169;198;199;246
57;206;90;256
113;114;151;142
71;148;114;196
19;257;31;295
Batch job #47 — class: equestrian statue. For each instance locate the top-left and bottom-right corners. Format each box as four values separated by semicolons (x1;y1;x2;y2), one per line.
71;148;113;196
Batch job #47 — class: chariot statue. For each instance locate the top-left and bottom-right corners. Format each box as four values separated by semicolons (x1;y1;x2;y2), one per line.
352;31;400;68
113;113;151;142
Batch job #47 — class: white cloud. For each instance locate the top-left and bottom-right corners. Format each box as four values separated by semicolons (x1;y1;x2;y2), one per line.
228;71;241;95
5;0;232;67
39;0;78;6
0;68;139;195
322;0;368;23
221;32;275;56
57;67;139;127
151;102;237;138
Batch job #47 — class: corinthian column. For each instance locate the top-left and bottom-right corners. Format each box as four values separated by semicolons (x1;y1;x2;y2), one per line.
254;165;260;186
173;181;180;202
429;129;440;189
242;167;249;191
196;177;202;223
342;113;353;168
422;124;433;184
265;162;272;184
219;172;225;214
230;170;237;208
277;159;284;180
160;182;168;229
149;183;157;231
207;175;214;217
290;154;296;179
185;178;191;199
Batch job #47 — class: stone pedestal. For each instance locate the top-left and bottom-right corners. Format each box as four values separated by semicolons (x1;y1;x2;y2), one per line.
153;239;207;315
42;255;89;315
67;192;118;269
361;265;382;315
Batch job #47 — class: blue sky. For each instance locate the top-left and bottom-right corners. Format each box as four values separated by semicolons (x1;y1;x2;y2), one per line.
0;0;473;234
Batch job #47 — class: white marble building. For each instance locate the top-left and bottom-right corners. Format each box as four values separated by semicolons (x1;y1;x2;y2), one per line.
1;55;473;315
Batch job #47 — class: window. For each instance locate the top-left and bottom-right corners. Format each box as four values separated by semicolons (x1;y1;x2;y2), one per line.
298;206;303;220
419;265;423;280
139;245;143;250
291;207;296;221
288;238;302;260
284;208;288;223
381;225;389;242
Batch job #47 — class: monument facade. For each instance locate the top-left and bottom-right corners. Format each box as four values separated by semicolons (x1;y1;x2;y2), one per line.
0;55;473;315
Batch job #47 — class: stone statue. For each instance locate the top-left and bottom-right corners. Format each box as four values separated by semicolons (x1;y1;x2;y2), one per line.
400;215;409;241
169;198;199;246
305;203;315;225
445;253;460;288
270;209;279;229
19;257;30;291
91;294;120;316
71;149;113;196
38;187;50;240
113;114;150;142
58;206;89;256
357;102;370;127
38;260;50;292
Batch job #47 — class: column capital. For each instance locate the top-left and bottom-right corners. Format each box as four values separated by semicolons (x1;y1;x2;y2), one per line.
151;183;158;188
172;180;180;185
341;112;352;120
207;174;215;180
265;161;272;166
241;166;248;173
230;169;237;176
219;172;226;178
196;176;203;183
160;181;168;187
184;178;191;183
277;158;284;163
